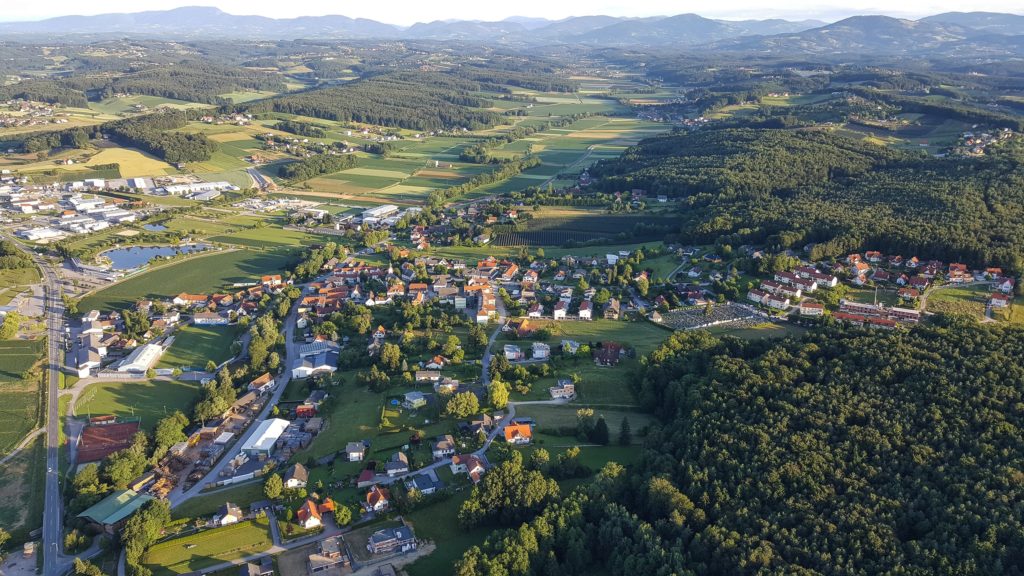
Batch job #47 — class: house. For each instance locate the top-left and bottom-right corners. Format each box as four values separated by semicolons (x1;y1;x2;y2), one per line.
173;293;207;307
503;344;524;361
307;536;349;573
424;355;447;370
356;469;378;488
603;299;621;320
248;372;275;395
451;454;487;483
193;311;228;326
765;295;790;310
527;302;543;318
213;502;243;526
239;557;274;576
385;452;410;476
402;391;427;410
594;342;623;367
578;300;593;320
434;378;460;394
415;370;441;383
364;485;390;512
433;435;457;460
285;463;309;489
799;300;825;317
296;500;322;530
549;379;576;400
995;277;1016;294
747;289;767;304
532;342;550;360
991;293;1012;308
366;525;417;555
346;441;367;462
504;422;533;445
464;415;494;435
291;351;339;379
897;287;920;301
553;300;568;320
687;266;702;278
405;473;442;495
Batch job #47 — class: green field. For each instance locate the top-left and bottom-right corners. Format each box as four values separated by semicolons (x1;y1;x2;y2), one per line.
171;482;265;520
0;339;45;453
157;324;241;370
78;248;296;312
926;285;989;319
218;90;279;104
705;322;808;340
90;95;212;115
75;379;202;432
143;518;273;576
208;225;330;248
515;404;657;439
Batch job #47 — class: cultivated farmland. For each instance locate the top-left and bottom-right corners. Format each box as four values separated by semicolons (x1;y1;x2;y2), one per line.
0;339;45;454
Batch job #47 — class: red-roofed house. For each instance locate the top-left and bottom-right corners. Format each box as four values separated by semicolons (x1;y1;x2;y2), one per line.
364;486;390;513
296;500;322;529
503;423;532;445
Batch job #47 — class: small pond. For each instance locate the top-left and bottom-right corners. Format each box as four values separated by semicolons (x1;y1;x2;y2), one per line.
101;244;209;270
142;223;168;232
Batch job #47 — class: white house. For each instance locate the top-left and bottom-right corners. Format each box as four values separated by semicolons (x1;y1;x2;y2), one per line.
503;344;524;361
553;301;568;320
578;300;592;320
291;351;339;379
284;463;309;489
213;502;243;526
432;435;456;460
532;342;550;360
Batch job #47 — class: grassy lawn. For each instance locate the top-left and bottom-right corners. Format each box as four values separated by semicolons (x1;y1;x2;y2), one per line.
511;318;670;355
75;379;201;433
404;491;484;576
171;482;265;520
143;518;273;576
0;267;40;307
78;248;297;312
515;404;657;441
157;324;241;370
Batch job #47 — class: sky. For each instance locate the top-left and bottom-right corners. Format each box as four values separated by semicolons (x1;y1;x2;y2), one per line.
1;1;1021;25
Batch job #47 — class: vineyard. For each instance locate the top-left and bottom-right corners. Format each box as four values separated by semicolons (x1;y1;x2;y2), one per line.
492;211;675;247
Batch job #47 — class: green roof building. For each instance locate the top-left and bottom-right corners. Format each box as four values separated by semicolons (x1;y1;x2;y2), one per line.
77;489;155;532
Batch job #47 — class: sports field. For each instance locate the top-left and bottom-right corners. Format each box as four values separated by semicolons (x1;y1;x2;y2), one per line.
75;379;202;432
157;324;240;370
78;248;296;313
0;339;45;454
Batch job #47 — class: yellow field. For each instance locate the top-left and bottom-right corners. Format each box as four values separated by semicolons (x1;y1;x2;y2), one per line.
88;148;175;178
208;132;254;143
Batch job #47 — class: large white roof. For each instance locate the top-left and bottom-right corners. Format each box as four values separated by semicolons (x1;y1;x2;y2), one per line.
241;418;290;453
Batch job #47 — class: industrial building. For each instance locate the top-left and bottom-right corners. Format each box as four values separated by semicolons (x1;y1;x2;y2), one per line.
240;418;290;457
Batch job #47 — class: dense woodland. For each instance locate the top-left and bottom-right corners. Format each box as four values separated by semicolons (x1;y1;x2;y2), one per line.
63;63;285;105
105;110;217;163
245;72;502;131
590;127;1024;271
458;321;1024;575
279;153;357;181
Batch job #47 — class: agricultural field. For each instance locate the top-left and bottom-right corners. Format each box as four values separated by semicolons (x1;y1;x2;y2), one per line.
207;223;331;248
0;435;46;542
156;324;241;370
89;95;213;116
142;518;273;576
492;206;675;247
705;321;808;340
217;90;278;104
87;146;178;178
78;248;296;312
0;339;45;454
74;379;202;432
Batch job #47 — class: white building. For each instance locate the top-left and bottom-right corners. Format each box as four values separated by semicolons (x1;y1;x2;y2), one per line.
362;204;399;220
116;343;164;373
162;181;235;196
17;227;63;241
240;418;290;457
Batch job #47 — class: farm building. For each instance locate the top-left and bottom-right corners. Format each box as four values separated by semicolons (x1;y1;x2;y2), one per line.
77;490;155;533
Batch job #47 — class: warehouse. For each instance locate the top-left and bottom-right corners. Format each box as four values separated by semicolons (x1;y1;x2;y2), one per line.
241;418;290;457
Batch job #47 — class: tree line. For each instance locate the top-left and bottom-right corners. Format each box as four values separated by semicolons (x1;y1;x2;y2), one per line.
105;110;217;163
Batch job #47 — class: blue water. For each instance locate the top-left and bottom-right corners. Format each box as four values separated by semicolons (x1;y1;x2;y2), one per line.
102;244;209;270
142;223;168;231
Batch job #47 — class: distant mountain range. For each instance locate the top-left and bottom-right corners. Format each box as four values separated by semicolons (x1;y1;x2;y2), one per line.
0;6;1022;55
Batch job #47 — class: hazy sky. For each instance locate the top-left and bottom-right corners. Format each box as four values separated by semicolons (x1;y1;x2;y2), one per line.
2;1;1021;25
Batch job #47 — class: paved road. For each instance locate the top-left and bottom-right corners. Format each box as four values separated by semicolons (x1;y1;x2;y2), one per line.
168;293;302;507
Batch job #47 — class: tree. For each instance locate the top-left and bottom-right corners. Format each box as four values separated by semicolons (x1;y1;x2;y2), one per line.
153;411;188;461
591;416;610;445
335;504;352;526
635;276;650;297
264;473;283;500
490;354;511;378
489;378;510;410
73;558;104;576
445;391;480;418
205;360;217;372
0;311;22;339
619;416;632;446
442;335;462;357
380;342;402;371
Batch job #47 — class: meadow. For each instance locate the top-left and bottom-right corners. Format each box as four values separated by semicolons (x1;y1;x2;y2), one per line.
87;146;177;178
74;379;202;432
0;267;41;306
0;435;46;542
78;248;296;312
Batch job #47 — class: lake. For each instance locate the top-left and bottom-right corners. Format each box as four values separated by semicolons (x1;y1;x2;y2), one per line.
142;223;168;232
101;244;209;270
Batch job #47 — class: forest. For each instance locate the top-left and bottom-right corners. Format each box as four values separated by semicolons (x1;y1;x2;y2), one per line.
589;127;1024;271
0;79;89;108
457;320;1024;575
273;120;328;138
63;63;285;105
279;153;357;181
245;72;502;131
104;110;217;163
